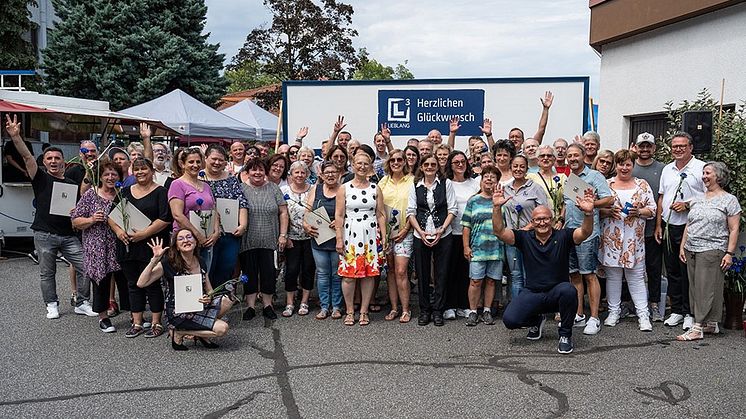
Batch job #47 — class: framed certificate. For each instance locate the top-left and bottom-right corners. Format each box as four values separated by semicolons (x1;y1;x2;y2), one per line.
174;274;204;314
216;198;239;233
49;182;78;217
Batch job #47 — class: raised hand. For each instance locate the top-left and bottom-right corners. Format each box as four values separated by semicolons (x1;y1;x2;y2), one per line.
296;126;309;139
139;122;152;140
492;183;511;207
148;237;169;260
575;188;595;214
199;143;208;155
449;116;461;134
541;91;554;109
380;123;391;141
573;134;584;144
4;114;21;138
333;115;346;132
479;118;492;136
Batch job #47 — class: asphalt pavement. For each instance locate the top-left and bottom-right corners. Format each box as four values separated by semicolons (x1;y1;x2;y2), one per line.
1;257;745;419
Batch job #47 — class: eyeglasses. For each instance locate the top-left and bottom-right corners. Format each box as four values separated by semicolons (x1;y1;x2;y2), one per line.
323;171;338;176
177;234;195;242
538;154;554;159
671;144;689;150
532;217;552;223
390;157;404;163
452;159;466;165
598;159;612;165
423;162;438;168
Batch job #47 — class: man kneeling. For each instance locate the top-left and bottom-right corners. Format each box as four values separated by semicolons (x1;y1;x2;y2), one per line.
492;185;595;354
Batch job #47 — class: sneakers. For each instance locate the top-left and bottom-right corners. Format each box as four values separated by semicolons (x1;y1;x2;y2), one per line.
481;310;494;325
558;336;573;354
649;303;664;322
573;314;587;328
243;307;256;321
703;321;720;334
99;318;116;333
456;308;468;318
583;317;601;335
74;301;97;317
682;314;694;330
527;315;546;340
125;324;145;338
263;305;277;320
417;311;431;326
443;309;456;320
664;313;684;326
46;302;60;319
465;311;479;326
604;310;620;327
638;314;653;332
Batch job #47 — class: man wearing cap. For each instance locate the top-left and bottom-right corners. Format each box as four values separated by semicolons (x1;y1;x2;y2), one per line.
632;133;666;321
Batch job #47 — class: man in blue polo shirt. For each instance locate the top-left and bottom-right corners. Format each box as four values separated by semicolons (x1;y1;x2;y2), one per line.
493;184;595;354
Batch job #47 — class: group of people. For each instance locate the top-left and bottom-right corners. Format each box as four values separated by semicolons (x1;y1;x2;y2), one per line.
4;90;741;354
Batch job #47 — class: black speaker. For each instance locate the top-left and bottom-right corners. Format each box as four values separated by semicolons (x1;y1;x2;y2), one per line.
682;110;712;153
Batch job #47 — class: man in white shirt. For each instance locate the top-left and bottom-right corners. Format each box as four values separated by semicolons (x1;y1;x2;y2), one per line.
654;132;706;330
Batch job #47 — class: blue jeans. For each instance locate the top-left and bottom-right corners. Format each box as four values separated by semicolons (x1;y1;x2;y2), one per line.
503;282;577;338
312;248;342;310
506;245;525;300
33;230;89;305
209;234;240;287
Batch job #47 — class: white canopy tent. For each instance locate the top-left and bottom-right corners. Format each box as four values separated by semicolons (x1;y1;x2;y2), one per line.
219;99;278;141
119;89;257;139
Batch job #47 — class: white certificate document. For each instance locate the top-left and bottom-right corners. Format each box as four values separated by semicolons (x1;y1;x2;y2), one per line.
216;198;239;233
189;209;215;236
174;274;204;314
108;200;152;234
304;207;336;245
49;182;78;217
563;173;594;203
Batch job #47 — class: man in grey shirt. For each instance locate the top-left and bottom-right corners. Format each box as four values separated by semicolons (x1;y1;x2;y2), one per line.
631;133;666;321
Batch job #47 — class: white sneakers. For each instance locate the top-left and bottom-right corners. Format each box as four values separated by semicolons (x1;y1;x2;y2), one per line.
573;314;587;328
682;315;694;330
74;301;97;317
583;317;601;335
664;313;684;326
638;315;653;331
456;308;468;318
46;302;60;319
443;309;457;320
604;311;620;327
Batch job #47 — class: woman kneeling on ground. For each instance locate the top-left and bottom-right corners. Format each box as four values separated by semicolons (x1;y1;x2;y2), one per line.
137;229;233;350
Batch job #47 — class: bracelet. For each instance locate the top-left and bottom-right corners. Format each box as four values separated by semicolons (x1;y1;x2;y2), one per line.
726;251;734;256
279;233;287;237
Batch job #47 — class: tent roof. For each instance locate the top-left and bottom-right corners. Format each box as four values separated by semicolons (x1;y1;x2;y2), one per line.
219;99;278;141
0;90;160;122
118;89;257;139
0;99;55;113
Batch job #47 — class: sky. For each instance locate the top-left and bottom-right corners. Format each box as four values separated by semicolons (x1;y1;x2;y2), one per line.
203;0;601;97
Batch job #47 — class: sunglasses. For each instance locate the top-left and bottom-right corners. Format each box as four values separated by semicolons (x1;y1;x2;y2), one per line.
452;159;466;165
390;157;404;163
423;162;438;168
538;154;554;159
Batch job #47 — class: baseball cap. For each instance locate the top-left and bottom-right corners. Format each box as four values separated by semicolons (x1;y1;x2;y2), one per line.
635;132;655;145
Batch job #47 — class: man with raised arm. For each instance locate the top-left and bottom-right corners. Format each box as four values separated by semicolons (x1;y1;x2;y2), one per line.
493;184;595;354
4;114;95;319
328;115;351;151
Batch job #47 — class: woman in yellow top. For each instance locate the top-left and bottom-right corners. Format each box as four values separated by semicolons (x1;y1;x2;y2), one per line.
378;149;415;323
527;144;566;227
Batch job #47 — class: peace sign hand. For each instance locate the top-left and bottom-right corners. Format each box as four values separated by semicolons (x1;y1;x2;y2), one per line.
4;114;21;138
333;115;346;132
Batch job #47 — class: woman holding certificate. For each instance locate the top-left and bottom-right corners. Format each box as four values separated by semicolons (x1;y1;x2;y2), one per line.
110;157;171;338
202;145;249;287
138;229;234;351
71;162;129;333
280;161;316;317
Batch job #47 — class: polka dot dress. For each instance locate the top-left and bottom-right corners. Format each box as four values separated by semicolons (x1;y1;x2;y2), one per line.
338;182;382;278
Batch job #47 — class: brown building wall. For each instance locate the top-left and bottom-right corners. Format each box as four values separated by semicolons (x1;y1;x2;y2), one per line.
589;0;743;50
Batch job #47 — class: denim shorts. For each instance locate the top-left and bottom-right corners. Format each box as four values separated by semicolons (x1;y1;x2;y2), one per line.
389;231;414;258
569;236;599;274
469;260;504;280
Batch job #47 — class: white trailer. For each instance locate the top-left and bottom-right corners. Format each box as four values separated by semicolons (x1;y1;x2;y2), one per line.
282;77;590;150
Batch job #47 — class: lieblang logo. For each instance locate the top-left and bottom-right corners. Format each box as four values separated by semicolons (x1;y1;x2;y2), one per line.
387;98;410;122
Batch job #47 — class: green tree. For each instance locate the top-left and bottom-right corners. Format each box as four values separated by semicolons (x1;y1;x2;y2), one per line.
352;48;414;80
0;0;39;87
43;0;227;109
225;60;278;93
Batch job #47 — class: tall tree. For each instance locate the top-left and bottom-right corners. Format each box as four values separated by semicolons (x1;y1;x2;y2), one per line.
43;0;227;110
352;48;414;80
230;0;358;81
0;0;38;83
225;60;278;93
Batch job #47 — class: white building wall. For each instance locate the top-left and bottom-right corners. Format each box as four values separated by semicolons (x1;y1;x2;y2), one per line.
598;3;746;151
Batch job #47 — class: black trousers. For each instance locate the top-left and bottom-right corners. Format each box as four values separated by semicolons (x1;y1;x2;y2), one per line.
662;223;690;315
92;271;130;314
414;235;452;313
284;239;315;292
445;234;469;310
503;282;577;338
122;260;165;313
644;235;663;304
240;248;277;295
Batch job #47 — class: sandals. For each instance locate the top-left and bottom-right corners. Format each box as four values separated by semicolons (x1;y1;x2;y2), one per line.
385;309;399;321
315;309;329;320
331;309;343;319
399;311;412;323
676;325;703;341
343;313;356;326
359;312;370;326
298;303;309;316
282;305;294;317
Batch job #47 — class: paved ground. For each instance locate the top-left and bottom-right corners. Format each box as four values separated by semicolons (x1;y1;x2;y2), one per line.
1;255;746;419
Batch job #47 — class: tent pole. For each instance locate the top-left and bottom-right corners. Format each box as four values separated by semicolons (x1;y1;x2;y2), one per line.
274;100;283;152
